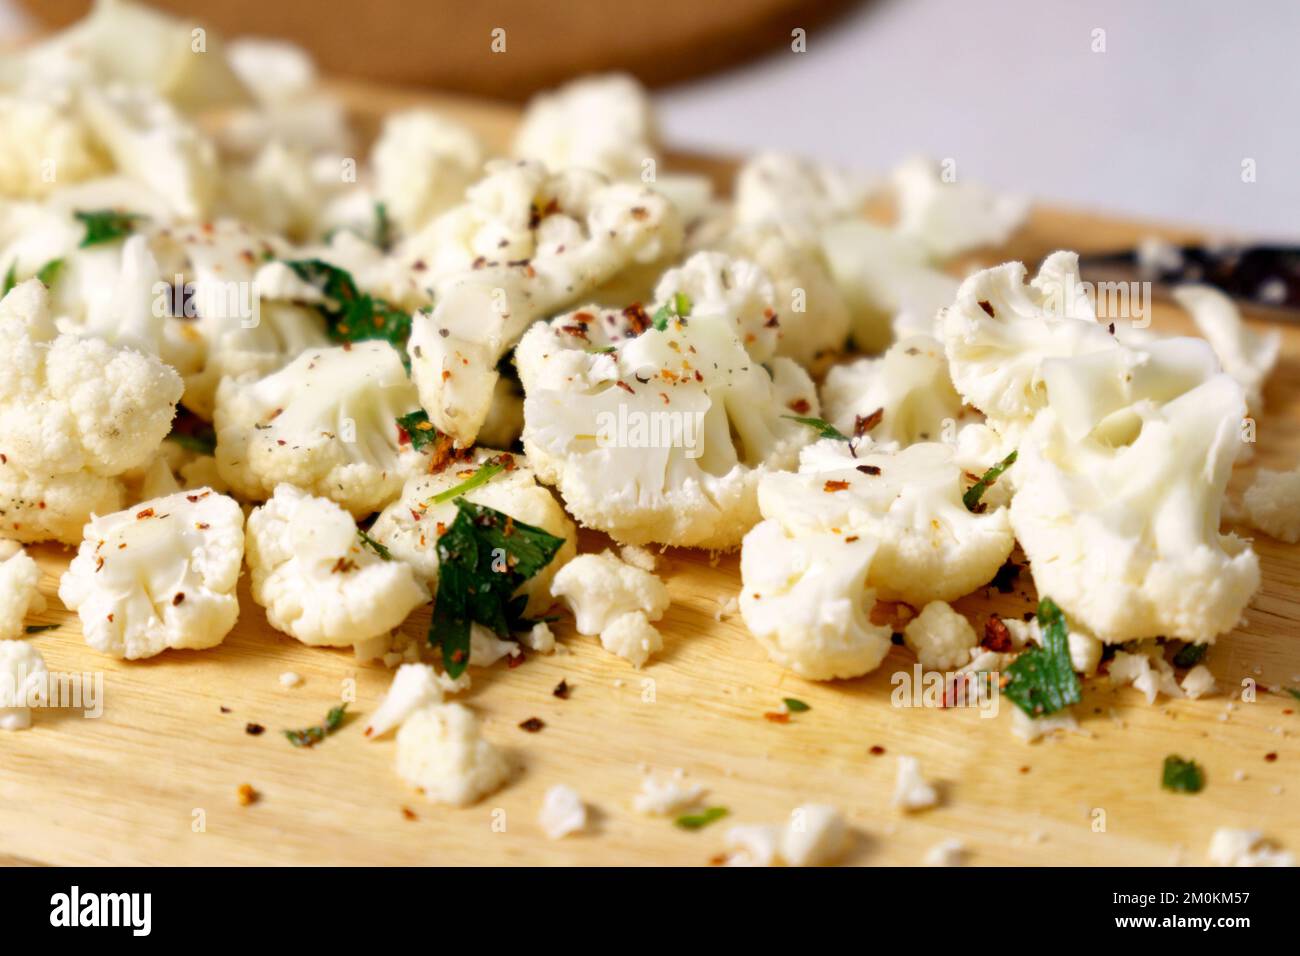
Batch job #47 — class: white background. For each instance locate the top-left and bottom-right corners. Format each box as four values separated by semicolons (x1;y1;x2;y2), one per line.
4;0;1295;237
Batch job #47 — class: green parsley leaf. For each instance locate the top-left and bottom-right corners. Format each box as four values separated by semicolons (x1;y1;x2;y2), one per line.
1162;755;1205;793
650;290;693;331
24;624;58;634
430;460;505;505
783;415;849;441
356;528;391;560
1003;596;1081;718
783;697;811;713
396;409;439;452
1285;687;1300;702
586;345;617;354
2;262;15;296
165;424;217;456
1172;642;1208;669
285;703;349;748
429;498;566;679
75;210;146;248
963;450;1018;512
675;806;729;830
374;201;393;251
35;258;63;288
282;259;412;360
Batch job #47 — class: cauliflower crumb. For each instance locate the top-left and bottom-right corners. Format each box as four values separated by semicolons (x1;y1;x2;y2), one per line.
366;663;444;739
1011;707;1081;742
725;804;849;867
521;620;556;654
551;551;669;668
619;544;658;573
1108;648;1182;705
395;702;509;806
278;671;302;689
538;784;587;839
0;541;45;640
1207;828;1294;867
903;602;978;672
1180;664;1218;700
924;838;968;866
634;771;704;816
0;639;47;731
893;755;939;812
1242;468;1300;544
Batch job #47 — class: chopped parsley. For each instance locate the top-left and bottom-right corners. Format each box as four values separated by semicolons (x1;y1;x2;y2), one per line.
1172;642;1208;669
651;291;692;331
783;697;811;713
963;450;1017;512
356;528;391;560
1285;687;1300;702
75;209;146;248
429;499;566;679
396;409;439;452
783;415;849;441
674;806;729;830
1003;597;1081;718
35;258;63;288
429;460;505;505
24;624;58;634
164;423;217;456
282;259;412;359
2;262;14;296
285;703;349;748
374;201;393;251
1162;755;1205;793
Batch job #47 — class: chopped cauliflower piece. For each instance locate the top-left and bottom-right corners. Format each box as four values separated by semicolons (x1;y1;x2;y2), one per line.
215;341;425;516
735;152;870;244
1173;285;1279;414
369;449;576;620
634;771;704;815
538;784;587;839
1181;664;1217;700
904;602;978;672
0;639;47;731
57;488;243;660
0;541;45;640
513;74;658;180
372;110;484;234
725;804;850;867
1208;829;1294;867
395;702;509;806
551;551;669;667
1107;648;1182;705
521;620;556;654
1242;468;1300;544
820;335;963;446
652;250;781;361
924;838;968;866
618;544;658;573
893;755;939;812
365;663;444;739
244;484;428;647
724;824;783;867
891;156;1028;260
1011;707;1080;742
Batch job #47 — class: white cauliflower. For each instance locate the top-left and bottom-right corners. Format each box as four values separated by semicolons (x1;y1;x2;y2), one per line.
903;601;977;671
395;702;509;806
1207;829;1294;867
1107;647;1183;705
0;91;108;198
57;488;244;659
0;279;182;543
214;341;425;516
1242;467;1300;544
893;755;939;811
370;449;576;619
891;156;1028;259
820;335;963;446
372;110;484;234
735;152;870;244
516;300;817;549
365;662;445;739
0;540;45;640
405;161;683;446
538;784;587;839
0;639;47;731
513;74;658;180
244;484;429;647
550;551;669;667
651;250;781;361
724;804;849;867
1173;285;1280;414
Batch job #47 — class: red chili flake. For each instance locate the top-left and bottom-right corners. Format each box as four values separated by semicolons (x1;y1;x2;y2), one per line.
519;717;545;733
763;308;779;328
1019;766;1031;774
401;807;418;821
220;706;232;714
622;303;651;336
507;650;526;669
982;614;1013;652
787;398;811;414
94;556;104;573
172;592;186;606
630;206;649;221
1265;752;1278;762
854;407;884;436
552;679;570;700
136;508;155;519
245;723;265;736
616;380;635;395
763;711;790;724
869;745;886;756
236;784;258;807
978;300;995;317
856;464;882;476
823;480;850;493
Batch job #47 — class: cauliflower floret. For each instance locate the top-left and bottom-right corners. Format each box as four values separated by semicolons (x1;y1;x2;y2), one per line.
0;279;182;543
0;639;47;731
724;804;849;867
364;663;445;739
756;438;1015;605
820;335;963;446
652;251;781;361
550;551;669;667
1172;284;1279;414
735;152;870;244
0;541;45;640
244;484;429;647
513;74;658;180
517;302;817;549
57;488;244;659
372;110;484;234
405;161;684;446
1011;374;1259;644
1242;468;1300;544
893;754;939;811
903;601;977;671
739;520;892;680
370;449;575;619
1207;829;1294;867
891;156;1028;259
538;784;587;839
1181;664;1217;700
634;771;705;815
0;91;109;198
395;702;509;806
214;341;425;516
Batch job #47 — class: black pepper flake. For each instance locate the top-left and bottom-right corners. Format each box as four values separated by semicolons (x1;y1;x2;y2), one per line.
857;464;882;476
519;717;545;733
990;559;1021;594
552;679;570;700
891;632;904;646
245;723;265;736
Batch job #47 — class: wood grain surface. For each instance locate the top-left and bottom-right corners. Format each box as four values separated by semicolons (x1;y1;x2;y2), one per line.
1;87;1297;867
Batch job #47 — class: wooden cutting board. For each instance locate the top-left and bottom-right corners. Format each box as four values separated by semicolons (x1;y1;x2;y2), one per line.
2;86;1297;867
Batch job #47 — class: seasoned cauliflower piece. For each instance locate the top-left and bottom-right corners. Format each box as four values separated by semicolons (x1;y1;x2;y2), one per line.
372;110;484;234
1242;468;1300;544
891;156;1028;259
739;520;892;680
903;602;977;671
550;551;669;667
215;341;425;516
405;161;683;446
820;335;963;446
57;488;244;659
0;541;45;640
365;663;445;739
244;484;428;647
1012;374;1258;644
652;251;780;361
756;439;1015;606
370;450;575;619
517;302;817;548
1107;648;1183;704
0;91;108;198
1173;284;1279;414
395;702;509;806
0;279;182;543
513;74;657;180
735;152;870;243
0;639;47;731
